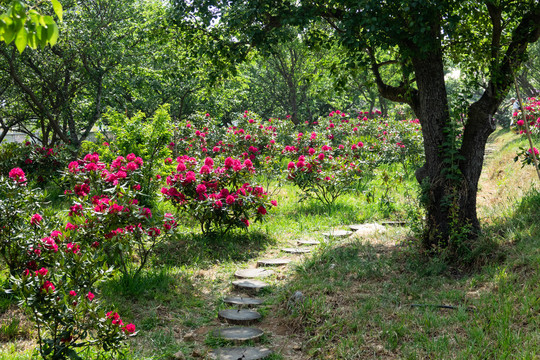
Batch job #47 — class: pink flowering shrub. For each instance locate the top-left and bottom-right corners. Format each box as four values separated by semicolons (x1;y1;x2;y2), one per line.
219;112;289;190
0;168;135;358
82;106;174;205
0;141;72;185
515;146;540;167
514;98;540;137
286;143;374;205
161;155;276;235
0;168;45;273
63;153;177;277
172;112;223;158
313;110;423;168
10;221;135;359
513;98;540;166
283;110;423;205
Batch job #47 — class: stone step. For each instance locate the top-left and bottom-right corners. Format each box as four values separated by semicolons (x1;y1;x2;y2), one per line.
379;220;407;226
223;296;264;306
257;258;291;267
208;346;272;360
218;309;261;325
297;239;320;246
234;268;274;279
322;229;353;238
232;279;269;291
349;223;385;234
210;327;264;342
281;247;311;254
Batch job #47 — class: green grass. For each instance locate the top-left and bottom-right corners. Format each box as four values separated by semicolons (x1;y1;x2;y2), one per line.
262;128;540;358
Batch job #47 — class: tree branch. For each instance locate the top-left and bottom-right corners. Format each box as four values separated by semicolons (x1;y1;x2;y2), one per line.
366;47;417;105
0;47;70;144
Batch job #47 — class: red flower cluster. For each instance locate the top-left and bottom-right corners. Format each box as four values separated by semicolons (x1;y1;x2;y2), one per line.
30;213;43;225
9;167;27;183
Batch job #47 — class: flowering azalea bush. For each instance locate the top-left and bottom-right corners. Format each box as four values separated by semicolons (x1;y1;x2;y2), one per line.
0;141;72;185
161;155;276;235
283;110;423;205
0;167;135;359
0;168;45;273
513;99;540;167
515;146;540;167
82;106;174;205
286;142;374;205
220;112;288;190
513;98;540;136
62;152;177;277
10;222;135;359
173;112;224;158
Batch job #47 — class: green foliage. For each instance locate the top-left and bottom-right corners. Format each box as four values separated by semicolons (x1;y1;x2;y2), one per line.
85;106;174;205
0;0;62;52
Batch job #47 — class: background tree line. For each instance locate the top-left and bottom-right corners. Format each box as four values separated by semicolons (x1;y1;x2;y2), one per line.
0;0;396;148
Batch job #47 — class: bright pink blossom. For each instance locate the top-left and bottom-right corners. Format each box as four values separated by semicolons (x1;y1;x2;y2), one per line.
123;324;136;334
42;237;58;252
8;168;26;183
42;281;55;294
35;268;48;276
30;213;43;225
65;222;78;230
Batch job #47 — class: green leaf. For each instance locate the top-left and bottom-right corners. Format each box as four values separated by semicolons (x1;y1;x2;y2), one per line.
50;0;63;22
38;26;48;47
48;22;59;46
15;27;27;53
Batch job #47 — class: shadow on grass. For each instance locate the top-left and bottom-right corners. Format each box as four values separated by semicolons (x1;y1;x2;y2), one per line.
100;266;214;359
100;266;209;318
152;230;277;268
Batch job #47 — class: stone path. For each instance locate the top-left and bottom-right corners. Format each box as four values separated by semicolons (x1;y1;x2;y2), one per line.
206;222;401;358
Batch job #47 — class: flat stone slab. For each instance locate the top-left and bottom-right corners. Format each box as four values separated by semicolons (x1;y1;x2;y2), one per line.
379;220;407;226
209;347;272;360
297;239;320;246
235;268;274;279
218;309;261;324
281;247;311;254
257;258;291;267
223;296;264;306
322;230;353;238
349;223;386;235
211;327;264;341
232;279;269;291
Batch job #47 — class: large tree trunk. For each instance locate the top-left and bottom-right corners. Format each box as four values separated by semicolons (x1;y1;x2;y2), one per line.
410;48;477;250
